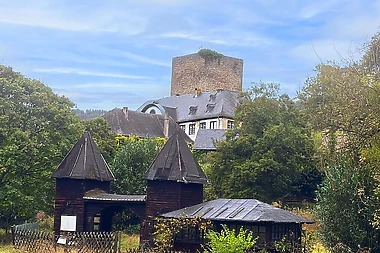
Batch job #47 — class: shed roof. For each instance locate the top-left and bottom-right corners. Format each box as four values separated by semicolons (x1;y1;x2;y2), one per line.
194;129;227;150
143;130;208;184
161;199;313;224
137;90;243;123
103;107;192;142
52;131;115;181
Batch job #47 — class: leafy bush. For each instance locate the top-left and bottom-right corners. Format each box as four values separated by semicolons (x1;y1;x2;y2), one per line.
204;225;257;253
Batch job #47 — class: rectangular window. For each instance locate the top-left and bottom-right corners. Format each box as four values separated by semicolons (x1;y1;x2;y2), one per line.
189;124;195;135
227;120;234;129
200;122;206;129
180;124;186;132
210;121;217;129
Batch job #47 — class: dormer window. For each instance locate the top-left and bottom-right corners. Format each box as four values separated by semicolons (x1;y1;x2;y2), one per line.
209;94;217;102
189;106;198;115
206;103;216;113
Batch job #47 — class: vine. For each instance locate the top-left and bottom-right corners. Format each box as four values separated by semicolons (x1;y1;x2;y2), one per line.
198;48;224;64
153;216;212;251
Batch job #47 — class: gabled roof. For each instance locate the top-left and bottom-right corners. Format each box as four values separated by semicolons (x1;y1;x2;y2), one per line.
143;130;208;184
52;131;115;181
137;90;243;123
161;199;314;224
194;129;227;150
103;107;192;143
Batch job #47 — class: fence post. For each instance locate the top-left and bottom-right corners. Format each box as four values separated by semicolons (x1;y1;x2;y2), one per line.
11;225;15;248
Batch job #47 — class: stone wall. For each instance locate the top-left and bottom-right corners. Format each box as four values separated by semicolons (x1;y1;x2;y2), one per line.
171;53;243;96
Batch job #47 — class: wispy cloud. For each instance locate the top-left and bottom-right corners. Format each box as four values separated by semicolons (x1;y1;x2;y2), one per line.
116;51;171;67
72;82;165;92
34;68;151;79
0;1;148;35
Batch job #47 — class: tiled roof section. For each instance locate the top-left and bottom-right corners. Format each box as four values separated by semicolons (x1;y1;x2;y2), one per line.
161;199;314;224
137;90;243;123
103;108;192;142
194;129;227;150
52;131;115;181
143;130;208;184
84;193;146;202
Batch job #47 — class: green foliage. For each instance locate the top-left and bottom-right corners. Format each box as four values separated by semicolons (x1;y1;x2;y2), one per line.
299;63;380;165
0;65;83;229
315;162;380;252
110;136;165;195
299;32;380;252
208;82;319;203
198;48;224;64
153;217;211;251
204;224;257;253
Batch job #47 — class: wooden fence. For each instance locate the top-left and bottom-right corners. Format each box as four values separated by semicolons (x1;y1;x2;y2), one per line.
12;223;120;253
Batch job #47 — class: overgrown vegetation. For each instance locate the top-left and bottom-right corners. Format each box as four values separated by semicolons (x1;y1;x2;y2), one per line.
198;48;224;64
153;217;211;251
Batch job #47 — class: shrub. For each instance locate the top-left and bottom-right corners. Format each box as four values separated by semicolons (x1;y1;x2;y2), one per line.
204;225;257;253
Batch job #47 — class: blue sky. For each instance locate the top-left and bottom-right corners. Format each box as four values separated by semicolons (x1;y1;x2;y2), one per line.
1;0;379;110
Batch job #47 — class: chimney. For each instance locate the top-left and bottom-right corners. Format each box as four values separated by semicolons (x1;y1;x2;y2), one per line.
195;88;201;97
122;107;128;119
164;113;169;139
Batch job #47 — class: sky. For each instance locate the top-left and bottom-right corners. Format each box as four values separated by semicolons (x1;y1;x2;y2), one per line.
0;0;379;110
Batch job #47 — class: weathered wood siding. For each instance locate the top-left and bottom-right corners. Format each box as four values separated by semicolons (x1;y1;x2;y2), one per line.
141;180;203;245
53;178;110;234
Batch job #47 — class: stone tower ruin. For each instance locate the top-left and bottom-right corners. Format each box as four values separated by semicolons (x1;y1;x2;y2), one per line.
170;49;243;96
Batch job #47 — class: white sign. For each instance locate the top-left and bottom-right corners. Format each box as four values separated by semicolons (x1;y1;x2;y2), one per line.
57;235;67;245
60;215;77;232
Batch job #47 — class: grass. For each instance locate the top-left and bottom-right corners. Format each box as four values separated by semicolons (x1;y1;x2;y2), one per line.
120;233;140;251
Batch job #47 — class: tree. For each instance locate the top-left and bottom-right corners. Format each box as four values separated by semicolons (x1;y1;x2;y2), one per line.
298;31;380;252
0;65;83;229
298;63;380;165
208;83;318;203
110;136;165;195
315;162;380;252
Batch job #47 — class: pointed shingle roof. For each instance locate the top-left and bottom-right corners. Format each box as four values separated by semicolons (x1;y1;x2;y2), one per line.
52;131;115;181
143;130;208;184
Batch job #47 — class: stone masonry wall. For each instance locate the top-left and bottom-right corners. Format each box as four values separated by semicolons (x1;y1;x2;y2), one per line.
171;53;243;96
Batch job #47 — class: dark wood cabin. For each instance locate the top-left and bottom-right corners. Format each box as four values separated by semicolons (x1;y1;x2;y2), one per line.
161;199;314;252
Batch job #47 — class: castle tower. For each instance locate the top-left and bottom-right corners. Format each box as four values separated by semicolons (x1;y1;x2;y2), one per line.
171;50;243;96
141;130;208;245
52;131;115;234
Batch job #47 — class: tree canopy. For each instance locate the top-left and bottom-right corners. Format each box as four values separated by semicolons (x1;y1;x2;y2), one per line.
110;136;165;195
298;31;380;252
207;83;319;203
0;66;83;228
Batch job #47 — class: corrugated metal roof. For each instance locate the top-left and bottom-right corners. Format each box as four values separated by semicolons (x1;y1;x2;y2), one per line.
161;199;314;224
194;129;227;150
137;90;243;123
52;131;115;181
144;130;208;184
83;193;146;202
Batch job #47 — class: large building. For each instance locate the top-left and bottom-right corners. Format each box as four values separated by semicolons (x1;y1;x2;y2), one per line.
137;89;243;141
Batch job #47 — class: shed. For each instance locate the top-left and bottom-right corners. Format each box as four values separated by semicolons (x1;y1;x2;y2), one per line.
161;199;313;251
